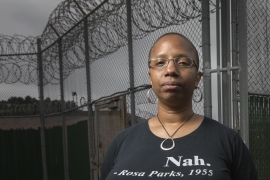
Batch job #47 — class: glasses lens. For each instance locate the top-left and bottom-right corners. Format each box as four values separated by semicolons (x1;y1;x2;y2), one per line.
150;58;167;68
175;57;193;67
149;56;194;68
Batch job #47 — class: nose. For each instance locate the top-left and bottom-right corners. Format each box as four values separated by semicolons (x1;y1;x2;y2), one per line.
165;59;179;76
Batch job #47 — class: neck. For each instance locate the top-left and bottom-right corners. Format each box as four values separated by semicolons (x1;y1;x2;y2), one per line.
157;103;194;124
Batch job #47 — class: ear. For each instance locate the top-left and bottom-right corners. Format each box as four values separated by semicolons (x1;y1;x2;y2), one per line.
195;71;202;87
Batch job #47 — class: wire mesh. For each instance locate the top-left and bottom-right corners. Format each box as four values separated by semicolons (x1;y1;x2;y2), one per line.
0;50;39;104
67;117;90;179
247;0;270;94
0;122;42;179
90;45;129;100
44;115;65;180
247;0;270;179
249;95;270;180
132;89;157;122
42;41;61;115
62;20;88;111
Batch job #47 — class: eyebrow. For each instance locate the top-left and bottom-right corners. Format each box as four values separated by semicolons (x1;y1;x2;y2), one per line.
151;53;190;59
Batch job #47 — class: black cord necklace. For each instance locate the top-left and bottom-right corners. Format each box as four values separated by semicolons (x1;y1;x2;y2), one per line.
157;112;194;151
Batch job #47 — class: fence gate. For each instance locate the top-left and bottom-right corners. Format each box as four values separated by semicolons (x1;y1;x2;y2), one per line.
91;96;129;179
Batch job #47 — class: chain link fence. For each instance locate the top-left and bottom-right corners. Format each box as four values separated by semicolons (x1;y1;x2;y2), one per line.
7;0;270;179
247;0;270;179
247;0;270;95
0;1;204;179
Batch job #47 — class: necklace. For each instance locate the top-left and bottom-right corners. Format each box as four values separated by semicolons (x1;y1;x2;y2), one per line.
157;113;194;151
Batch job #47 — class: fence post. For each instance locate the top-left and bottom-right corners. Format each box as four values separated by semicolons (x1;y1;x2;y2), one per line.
231;0;239;131
71;0;95;178
37;38;48;180
49;23;70;179
216;0;222;122
70;1;95;178
126;0;136;125
202;0;212;118
221;0;232;127
238;0;249;147
83;16;96;179
58;38;69;180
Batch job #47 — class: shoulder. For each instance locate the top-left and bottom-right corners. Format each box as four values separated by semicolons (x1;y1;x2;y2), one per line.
200;117;249;159
113;120;148;143
202;118;258;179
120;119;147;134
203;116;237;132
201;116;239;142
106;120;149;158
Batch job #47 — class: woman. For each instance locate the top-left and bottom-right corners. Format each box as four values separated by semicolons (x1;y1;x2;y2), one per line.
100;33;258;179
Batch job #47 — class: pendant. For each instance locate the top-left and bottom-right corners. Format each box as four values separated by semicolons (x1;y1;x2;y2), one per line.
160;137;175;151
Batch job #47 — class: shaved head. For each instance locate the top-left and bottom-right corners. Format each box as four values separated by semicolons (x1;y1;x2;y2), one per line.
149;33;200;70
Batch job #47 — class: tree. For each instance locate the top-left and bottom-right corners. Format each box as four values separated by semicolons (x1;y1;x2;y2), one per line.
7;97;24;104
24;95;32;103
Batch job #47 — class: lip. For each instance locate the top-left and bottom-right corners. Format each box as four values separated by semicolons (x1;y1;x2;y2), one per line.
162;82;181;89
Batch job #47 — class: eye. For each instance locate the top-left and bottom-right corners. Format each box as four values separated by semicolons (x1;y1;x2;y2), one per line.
175;57;192;66
155;58;167;66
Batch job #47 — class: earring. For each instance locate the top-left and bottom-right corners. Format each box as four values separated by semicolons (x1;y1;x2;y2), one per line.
193;86;203;103
147;88;157;104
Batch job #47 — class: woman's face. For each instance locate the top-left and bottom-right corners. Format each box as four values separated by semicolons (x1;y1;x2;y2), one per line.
148;35;201;105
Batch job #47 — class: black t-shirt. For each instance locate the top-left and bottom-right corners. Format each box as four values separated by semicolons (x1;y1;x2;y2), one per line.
100;117;257;180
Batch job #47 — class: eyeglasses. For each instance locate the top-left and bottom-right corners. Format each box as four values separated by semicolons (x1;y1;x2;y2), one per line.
148;56;198;70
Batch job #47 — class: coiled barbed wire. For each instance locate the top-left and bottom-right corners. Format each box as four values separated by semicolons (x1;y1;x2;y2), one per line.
0;0;216;85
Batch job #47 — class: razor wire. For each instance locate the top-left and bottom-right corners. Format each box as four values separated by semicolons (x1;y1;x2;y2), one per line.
0;0;216;85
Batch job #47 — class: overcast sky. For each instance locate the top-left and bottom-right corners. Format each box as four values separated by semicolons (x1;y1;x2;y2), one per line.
0;0;63;36
1;0;63;100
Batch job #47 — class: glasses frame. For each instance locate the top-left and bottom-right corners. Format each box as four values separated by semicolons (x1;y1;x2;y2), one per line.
148;56;198;70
